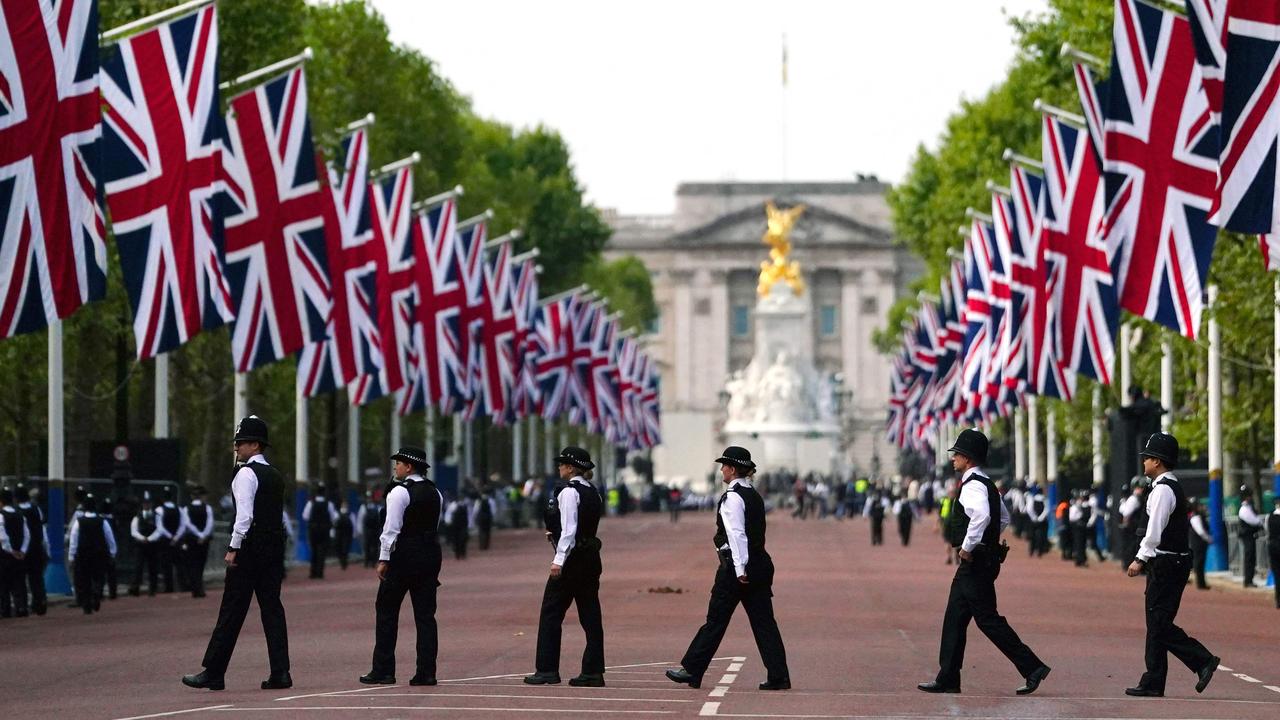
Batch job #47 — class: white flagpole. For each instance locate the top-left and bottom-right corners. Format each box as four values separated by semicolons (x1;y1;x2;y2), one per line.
154;354;169;437
1160;334;1174;431
1120;323;1133;406
425;404;436;471
1027;396;1040;486
1274;277;1280;491
527;415;538;479
512;419;523;483
296;393;308;484
347;404;360;486
233;373;248;422
463;420;474;482
48;320;64;482
1047;404;1059;485
1014;407;1026;482
1209;284;1222;485
1091;386;1104;486
450;414;462;468
543;416;554;477
389;408;401;458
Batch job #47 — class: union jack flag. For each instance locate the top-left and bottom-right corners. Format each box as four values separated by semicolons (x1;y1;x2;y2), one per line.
509;256;541;419
959;219;995;423
981;199;1013;418
441;216;486;412
101;4;234;359
467;239;518;423
398;195;458;415
993;183;1031;400
534;292;592;421
0;0;104;339
1103;0;1220;340
296;128;380;398
1207;0;1280;234
1042;115;1118;386
1262;233;1280;270
351;165;414;405
635;349;661;448
222;66;331;372
612;334;642;450
590;311;624;442
568;300;607;431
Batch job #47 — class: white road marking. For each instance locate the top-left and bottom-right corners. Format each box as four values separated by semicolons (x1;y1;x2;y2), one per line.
709;687;728;698
699;701;721;716
719;674;738;685
720;689;1280;706
1265;685;1280;693
727;663;743;673
274;684;400;702
214;706;672;715
1219;664;1233;672
348;692;695;703
113;706;232;720
733;656;747;661
1234;673;1261;683
705;715;1277;720
430;681;698;692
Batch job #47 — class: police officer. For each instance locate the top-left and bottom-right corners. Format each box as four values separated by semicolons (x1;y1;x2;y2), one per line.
864;488;888;545
1026;486;1049;557
358;490;383;569
1118;477;1149;566
1237;485;1264;588
302;485;338;579
184;416;291;691
101;497;120;600
472;489;497;551
69;496;116;615
0;487;30;617
1267;496;1280;609
360;447;443;686
667;447;791;691
180;486;215;598
445;493;470;560
919;429;1050;696
16;485;48;614
158;486;182;593
1069;490;1091;567
1188;498;1213;591
524;447;606;687
1124;432;1219;697
130;492;163;596
334;500;355;570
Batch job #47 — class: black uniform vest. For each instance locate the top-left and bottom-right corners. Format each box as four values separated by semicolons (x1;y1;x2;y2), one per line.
77;516;108;557
136;510;158;537
546;479;602;546
400;480;442;536
713;483;767;552
1268;513;1280;552
476;496;493;527
2;508;25;555
20;504;44;558
238;462;285;548
1030;496;1046;519
187;503;209;536
364;502;384;533
945;472;1001;549
307;498;332;533
160;504;182;534
1153;477;1190;554
1238;501;1262;539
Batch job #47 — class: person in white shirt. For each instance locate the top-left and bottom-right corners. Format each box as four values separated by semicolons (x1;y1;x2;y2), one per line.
178;486;215;598
129;493;164;597
1118;478;1148;564
302;487;339;579
0;487;31;617
1188;497;1213;591
1124;432;1218;698
920;429;1050;697
68;497;116;616
1237;485;1265;588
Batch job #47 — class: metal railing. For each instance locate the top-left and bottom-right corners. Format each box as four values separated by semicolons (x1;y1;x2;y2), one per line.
1224;516;1273;579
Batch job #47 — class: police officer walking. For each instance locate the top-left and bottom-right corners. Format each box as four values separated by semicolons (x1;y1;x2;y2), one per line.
158;487;183;593
919;429;1050;696
524;447;606;687
360;447;443;686
184;416;291;691
667;446;791;691
130;493;163;597
0;487;30;617
1124;432;1219;697
16;485;48;614
1237;485;1265;588
180;486;215;598
1188;498;1213;591
358;490;383;568
303;486;338;579
69;497;116;615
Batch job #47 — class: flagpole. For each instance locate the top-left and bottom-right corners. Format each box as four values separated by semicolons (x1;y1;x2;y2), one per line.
46;320;70;595
1160;334;1174;431
485;229;522;250
412;185;464;212
389;409;401;460
1208;285;1227;571
219;47;313;94
512;419;523;484
424;404;436;471
1046;401;1058;489
543;415;554;479
1120;323;1133;406
347;404;360;488
234;373;248;423
539;284;590;307
1027;397;1040;487
1091;386;1104;487
371;152;421;180
463;420;474;483
154;354;169;437
296;393;309;484
100;0;215;45
1014;407;1026;482
528;414;539;479
450;413;463;473
1274;276;1280;502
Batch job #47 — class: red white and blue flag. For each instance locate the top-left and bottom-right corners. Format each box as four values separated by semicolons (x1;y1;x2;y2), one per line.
441;216;486;412
0;0;105;339
959;219;995;423
509;255;541;420
467;239;518;423
222;66;331;372
1103;0;1220;340
398;195;459;414
101;4;234;358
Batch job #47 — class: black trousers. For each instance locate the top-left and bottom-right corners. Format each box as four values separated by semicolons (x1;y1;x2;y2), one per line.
72;553;106;614
132;543;159;595
936;553;1043;687
870;517;884;545
1030;522;1048;556
680;561;789;682
535;550;604;675
1241;536;1258;586
1190;539;1209;589
1138;554;1214;692
450;526;468;560
188;541;209;596
1073;523;1089;565
899;515;914;546
371;541;441;677
0;556;29;616
202;540;290;676
477;523;491;551
335;527;352;569
363;528;380;568
1059;525;1072;559
24;553;46;612
159;543;176;592
309;532;329;578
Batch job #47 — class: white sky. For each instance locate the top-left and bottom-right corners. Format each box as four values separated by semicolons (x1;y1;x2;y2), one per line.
374;0;1049;215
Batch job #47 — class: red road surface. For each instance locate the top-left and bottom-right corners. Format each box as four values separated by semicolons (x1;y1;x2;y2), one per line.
2;511;1278;720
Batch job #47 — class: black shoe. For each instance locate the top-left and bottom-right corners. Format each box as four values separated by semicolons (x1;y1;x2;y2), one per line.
523;672;561;685
193;591;206;598
128;588;140;597
359;672;396;685
1124;686;1163;697
261;672;293;689
409;674;437;686
758;678;791;690
569;673;605;687
1196;656;1219;694
665;668;701;689
1016;665;1051;695
917;681;961;693
182;671;225;691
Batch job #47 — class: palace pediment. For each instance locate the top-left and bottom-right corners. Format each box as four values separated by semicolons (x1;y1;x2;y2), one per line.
669;200;892;249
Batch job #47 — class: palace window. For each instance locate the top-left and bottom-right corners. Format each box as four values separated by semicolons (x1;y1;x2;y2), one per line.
731;305;750;337
819;305;838;337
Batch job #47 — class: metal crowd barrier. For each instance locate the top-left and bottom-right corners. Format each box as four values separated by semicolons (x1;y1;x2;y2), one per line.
1224;516;1272;579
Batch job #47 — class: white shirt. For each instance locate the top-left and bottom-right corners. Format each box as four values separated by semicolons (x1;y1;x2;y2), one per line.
379;475;443;562
282;510;295;540
1136;472;1181;561
302;497;339;525
1119;494;1142;521
1190;514;1213;543
0;507;28;555
69;512;117;560
229;454;266;550
552;478;590;566
468;496;498;527
1239;500;1263;528
130;509;165;543
957;467;1009;553
157;503;180;539
718;479;752;577
17;502;48;553
1028;495;1048;523
1068;503;1084;523
178;500;215;541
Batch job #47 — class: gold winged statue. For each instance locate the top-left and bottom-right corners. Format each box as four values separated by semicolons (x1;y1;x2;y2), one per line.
757;201;807;297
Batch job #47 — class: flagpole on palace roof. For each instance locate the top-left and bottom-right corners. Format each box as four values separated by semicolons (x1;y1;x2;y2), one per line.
1032;99;1087;129
101;0;215;45
220;47;313;94
413;186;464;211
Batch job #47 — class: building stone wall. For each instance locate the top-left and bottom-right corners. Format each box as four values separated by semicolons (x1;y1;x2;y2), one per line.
603;181;919;488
